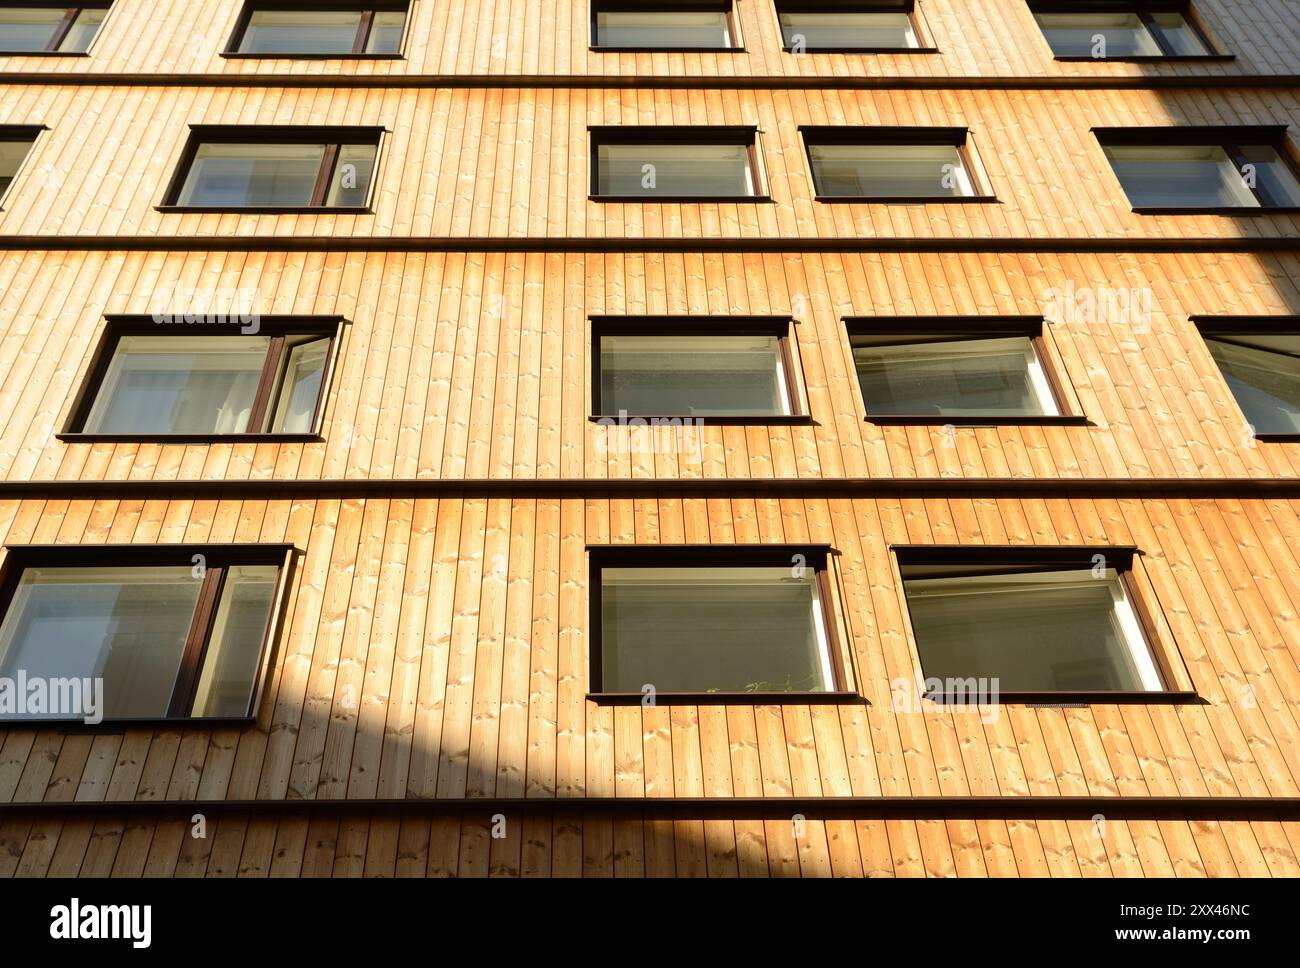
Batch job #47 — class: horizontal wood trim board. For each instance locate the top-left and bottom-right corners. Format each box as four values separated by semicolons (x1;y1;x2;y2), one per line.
1;797;1297;821
1;73;1298;90
1;238;1299;254
1;479;1299;499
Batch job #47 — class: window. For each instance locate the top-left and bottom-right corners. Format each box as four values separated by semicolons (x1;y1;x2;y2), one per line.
1096;127;1300;212
775;0;927;52
847;318;1078;422
589;546;850;700
590;126;765;200
0;3;109;53
63;317;341;440
162;126;382;210
228;2;407;56
591;0;739;50
592;317;802;419
1031;2;1219;59
0;127;40;199
896;547;1179;698
801;127;990;201
0;544;290;722
1194;319;1300;438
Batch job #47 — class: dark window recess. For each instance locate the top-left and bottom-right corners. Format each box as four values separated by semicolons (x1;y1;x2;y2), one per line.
1030;2;1218;58
0;3;110;54
592;317;801;418
846;317;1075;422
64;317;340;439
162;127;382;210
1194;319;1300;438
591;0;739;50
589;546;849;700
896;546;1175;698
0;544;290;722
776;0;924;52
801;126;987;200
1096;126;1300;211
590;126;764;200
0;127;40;197
228;2;408;56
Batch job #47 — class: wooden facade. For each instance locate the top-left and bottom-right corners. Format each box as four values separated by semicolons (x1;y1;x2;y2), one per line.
0;0;1298;877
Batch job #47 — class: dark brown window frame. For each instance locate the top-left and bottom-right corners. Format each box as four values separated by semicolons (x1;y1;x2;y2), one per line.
774;0;938;54
0;1;112;56
844;315;1087;425
0;124;45;207
222;0;411;59
588;125;771;203
0;542;294;727
587;544;857;705
1028;0;1230;62
1191;314;1300;443
57;314;346;443
589;0;744;53
1094;125;1300;215
892;544;1196;705
589;315;811;425
799;125;997;203
157;124;386;213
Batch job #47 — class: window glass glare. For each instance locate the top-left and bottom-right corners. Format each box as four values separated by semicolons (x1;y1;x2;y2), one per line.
190;565;278;717
600;566;834;694
61;7;105;52
324;142;378;206
778;12;917;50
1206;336;1300;435
1104;144;1259;208
366;10;406;53
594;11;732;49
177;142;327;207
808;142;974;197
270;336;331;432
596;141;755;197
599;334;789;415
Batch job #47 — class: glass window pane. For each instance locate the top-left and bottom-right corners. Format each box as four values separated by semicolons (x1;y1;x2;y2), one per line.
1149;12;1211;55
270;336;330;432
808;142;974;197
1034;12;1162;56
779;12;918;49
240;10;363;54
1206;336;1300;435
596;142;755;197
851;335;1057;416
1104;144;1259;208
59;8;105;52
903;567;1161;692
1236;144;1300;208
601;566;834;693
190;565;278;718
0;7;64;52
0;137;36;196
594;11;732;49
599;334;789;415
0;566;201;719
82;335;270;434
177;142;326;207
365;10;406;53
324;142;378;206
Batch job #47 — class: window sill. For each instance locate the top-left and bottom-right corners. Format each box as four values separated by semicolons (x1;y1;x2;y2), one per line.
814;195;999;204
588;413;812;425
926;691;1200;706
155;205;373;214
781;46;939;54
1053;54;1236;63
219;52;405;60
56;433;323;444
0;50;90;57
865;415;1090;427
588;691;862;706
1252;433;1300;442
589;46;745;53
1131;206;1300;215
0;716;258;731
589;194;773;203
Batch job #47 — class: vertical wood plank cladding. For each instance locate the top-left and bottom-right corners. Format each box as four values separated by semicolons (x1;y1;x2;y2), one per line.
0;494;1297;808
0;250;1297;484
0;0;1296;79
1;86;1299;241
